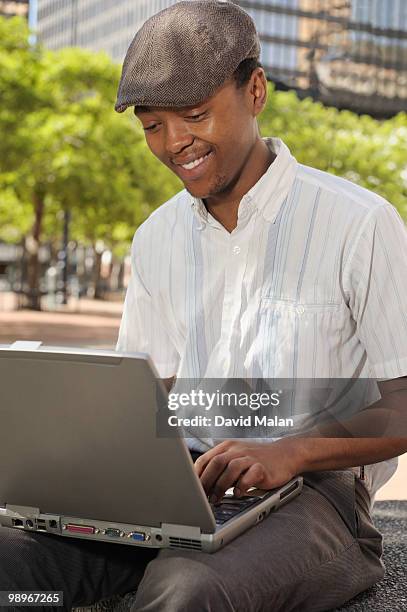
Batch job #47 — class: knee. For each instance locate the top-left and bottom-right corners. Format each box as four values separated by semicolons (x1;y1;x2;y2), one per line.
133;556;235;612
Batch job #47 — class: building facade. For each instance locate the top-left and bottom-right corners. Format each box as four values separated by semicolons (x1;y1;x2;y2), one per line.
239;0;407;117
0;0;28;18
34;0;407;117
35;0;176;59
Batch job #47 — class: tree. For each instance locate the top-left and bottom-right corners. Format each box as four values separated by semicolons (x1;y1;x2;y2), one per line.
259;84;407;220
0;16;181;307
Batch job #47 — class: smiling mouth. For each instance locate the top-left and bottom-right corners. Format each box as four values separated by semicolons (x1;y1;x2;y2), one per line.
178;152;212;171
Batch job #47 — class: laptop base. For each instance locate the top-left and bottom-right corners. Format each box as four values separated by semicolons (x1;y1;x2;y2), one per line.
0;478;302;553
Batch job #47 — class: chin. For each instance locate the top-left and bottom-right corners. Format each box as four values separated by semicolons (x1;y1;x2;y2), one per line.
184;183;211;199
186;190;208;200
185;178;227;200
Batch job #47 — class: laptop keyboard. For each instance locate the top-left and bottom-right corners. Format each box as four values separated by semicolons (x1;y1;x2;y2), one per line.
211;497;261;525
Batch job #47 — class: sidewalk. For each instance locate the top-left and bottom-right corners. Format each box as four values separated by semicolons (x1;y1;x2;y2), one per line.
0;294;405;501
0;296;122;348
376;454;407;501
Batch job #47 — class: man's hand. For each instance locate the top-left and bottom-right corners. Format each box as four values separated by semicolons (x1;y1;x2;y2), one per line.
194;439;301;503
194;433;407;504
193;378;407;504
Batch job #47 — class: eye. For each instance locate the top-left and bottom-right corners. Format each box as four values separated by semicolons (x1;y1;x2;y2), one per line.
186;111;206;121
143;123;159;132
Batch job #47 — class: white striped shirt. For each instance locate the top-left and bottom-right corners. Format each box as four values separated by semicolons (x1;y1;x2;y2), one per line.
117;138;407;495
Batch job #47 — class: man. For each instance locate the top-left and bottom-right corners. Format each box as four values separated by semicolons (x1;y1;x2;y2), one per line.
0;1;406;610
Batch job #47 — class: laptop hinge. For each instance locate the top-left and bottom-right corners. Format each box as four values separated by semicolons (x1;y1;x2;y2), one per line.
10;341;42;350
161;523;201;537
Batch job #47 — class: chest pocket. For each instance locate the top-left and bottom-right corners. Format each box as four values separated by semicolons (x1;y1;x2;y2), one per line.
255;297;346;378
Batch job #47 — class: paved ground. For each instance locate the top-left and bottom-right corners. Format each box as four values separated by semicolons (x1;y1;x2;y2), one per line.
0;296;122;348
0;294;405;501
333;501;407;612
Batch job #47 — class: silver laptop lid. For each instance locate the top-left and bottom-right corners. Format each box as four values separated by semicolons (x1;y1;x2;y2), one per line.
0;343;216;533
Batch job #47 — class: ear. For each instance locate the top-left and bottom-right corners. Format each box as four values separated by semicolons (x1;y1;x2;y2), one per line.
249;68;268;117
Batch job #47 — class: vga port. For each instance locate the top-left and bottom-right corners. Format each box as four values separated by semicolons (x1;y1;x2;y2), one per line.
128;531;146;541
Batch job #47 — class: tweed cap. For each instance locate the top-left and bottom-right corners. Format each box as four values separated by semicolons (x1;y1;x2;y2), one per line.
115;0;260;112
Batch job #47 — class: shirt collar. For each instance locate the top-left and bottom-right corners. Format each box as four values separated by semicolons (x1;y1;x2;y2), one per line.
190;137;298;227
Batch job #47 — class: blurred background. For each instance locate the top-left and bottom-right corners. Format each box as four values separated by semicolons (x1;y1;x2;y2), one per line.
0;1;406;497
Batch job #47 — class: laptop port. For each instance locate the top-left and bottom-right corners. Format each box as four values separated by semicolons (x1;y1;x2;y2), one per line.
128;531;146;541
280;481;299;501
12;519;24;527
104;528;123;538
26;520;34;528
65;524;97;535
49;520;58;529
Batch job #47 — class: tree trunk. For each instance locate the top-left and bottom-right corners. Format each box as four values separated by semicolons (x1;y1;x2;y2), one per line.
26;191;45;310
117;259;125;291
92;248;103;299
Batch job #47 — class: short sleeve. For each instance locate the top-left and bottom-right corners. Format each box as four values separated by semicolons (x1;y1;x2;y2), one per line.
116;231;179;379
344;203;407;379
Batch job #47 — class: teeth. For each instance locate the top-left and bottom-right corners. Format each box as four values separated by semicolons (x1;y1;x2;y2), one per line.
181;153;209;170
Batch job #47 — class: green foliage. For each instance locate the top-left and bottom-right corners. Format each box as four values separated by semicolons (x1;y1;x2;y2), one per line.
0;180;32;242
0;15;181;254
260;84;407;218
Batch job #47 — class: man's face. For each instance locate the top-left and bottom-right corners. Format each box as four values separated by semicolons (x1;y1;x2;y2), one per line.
134;76;261;200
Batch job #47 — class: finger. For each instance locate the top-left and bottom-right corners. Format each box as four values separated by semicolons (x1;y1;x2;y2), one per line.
235;462;268;495
199;452;231;497
210;456;253;502
194;441;238;477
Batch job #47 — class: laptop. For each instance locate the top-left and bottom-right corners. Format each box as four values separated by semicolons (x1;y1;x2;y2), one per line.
0;341;302;553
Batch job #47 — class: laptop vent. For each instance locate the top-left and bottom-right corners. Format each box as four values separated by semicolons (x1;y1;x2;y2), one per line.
168;537;202;551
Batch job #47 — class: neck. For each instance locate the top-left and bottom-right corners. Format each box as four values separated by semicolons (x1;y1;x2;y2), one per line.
204;138;276;233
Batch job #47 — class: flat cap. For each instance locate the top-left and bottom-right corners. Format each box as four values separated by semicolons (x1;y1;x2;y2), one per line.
115;0;260;112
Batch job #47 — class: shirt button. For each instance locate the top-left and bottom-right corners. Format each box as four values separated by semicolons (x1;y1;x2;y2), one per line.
296;306;305;315
232;246;241;255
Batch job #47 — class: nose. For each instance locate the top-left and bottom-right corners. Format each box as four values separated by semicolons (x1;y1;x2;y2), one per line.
164;117;194;155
